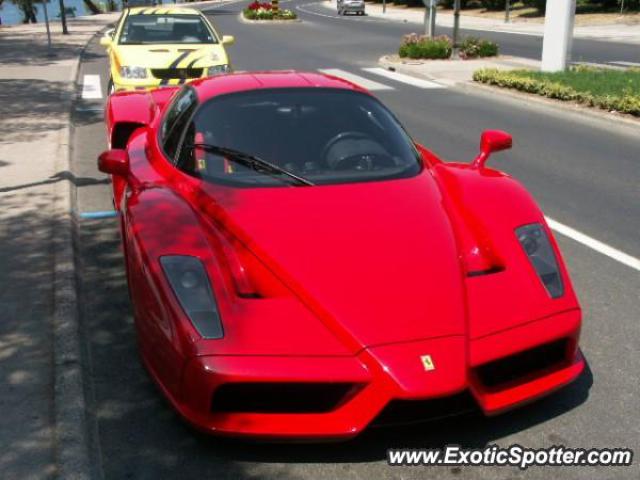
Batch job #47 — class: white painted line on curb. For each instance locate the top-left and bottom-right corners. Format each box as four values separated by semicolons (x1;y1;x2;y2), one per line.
610;61;640;67
75;106;104;113
318;68;394;91
546;216;640;272
81;74;103;100
362;67;445;89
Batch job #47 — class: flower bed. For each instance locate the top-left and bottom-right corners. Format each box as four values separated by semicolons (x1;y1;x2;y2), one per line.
243;1;298;20
398;33;499;60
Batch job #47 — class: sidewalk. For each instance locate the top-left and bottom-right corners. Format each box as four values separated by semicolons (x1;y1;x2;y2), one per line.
379;53;540;86
324;1;640;44
0;12;119;479
0;2;219;478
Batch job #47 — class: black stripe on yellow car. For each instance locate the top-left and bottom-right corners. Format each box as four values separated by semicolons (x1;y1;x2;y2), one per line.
159;51;193;85
185;56;203;69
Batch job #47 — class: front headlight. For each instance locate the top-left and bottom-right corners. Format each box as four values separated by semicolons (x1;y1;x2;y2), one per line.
119;66;148;79
207;64;231;76
516;223;564;298
160;256;224;339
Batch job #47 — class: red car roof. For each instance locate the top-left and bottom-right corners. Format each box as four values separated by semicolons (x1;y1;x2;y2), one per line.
190;71;369;101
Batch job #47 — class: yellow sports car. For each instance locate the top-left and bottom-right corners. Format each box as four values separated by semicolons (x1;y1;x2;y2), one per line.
100;7;234;93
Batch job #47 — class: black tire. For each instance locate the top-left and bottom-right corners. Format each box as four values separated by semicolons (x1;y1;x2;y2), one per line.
107;76;115;95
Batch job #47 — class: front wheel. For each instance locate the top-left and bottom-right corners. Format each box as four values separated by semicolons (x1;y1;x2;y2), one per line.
107;76;115;95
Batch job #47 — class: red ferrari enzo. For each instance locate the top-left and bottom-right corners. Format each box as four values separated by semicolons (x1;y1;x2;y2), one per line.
99;71;585;439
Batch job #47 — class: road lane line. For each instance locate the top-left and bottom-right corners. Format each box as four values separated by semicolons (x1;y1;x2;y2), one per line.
81;74;103;100
362;67;445;89
318;68;394;90
546;216;640;272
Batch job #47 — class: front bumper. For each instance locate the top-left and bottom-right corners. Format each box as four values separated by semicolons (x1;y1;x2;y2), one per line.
111;66;230;92
112;77;198;92
162;310;584;439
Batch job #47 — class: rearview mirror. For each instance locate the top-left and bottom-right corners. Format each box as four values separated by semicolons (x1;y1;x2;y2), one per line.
99;35;112;47
98;149;129;177
221;35;235;46
472;130;512;169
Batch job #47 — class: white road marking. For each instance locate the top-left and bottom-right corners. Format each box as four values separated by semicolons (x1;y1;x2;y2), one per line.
318;69;393;90
546;217;640;272
609;61;640;67
81;74;103;100
362;67;445;89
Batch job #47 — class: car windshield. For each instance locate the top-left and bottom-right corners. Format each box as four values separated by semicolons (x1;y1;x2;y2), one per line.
119;14;216;45
176;88;422;187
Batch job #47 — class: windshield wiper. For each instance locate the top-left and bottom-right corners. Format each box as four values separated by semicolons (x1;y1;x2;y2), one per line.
185;143;314;187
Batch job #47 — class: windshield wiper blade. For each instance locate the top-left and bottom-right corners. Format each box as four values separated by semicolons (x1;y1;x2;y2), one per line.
186;143;314;187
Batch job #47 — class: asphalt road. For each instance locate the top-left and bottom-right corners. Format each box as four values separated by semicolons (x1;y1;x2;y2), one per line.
295;0;640;66
72;2;639;478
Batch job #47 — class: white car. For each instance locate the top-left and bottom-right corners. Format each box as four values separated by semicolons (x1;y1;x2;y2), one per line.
337;0;365;15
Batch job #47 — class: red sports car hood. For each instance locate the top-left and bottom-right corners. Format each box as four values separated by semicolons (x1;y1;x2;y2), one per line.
204;172;467;350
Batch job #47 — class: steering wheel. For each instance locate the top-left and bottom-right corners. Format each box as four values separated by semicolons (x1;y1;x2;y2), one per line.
322;131;396;171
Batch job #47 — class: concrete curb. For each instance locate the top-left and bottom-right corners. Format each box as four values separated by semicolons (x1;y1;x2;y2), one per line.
378;55;460;87
378;56;640;131
52;28;109;480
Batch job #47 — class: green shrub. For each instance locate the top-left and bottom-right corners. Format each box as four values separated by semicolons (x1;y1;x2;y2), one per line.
460;37;499;59
399;35;452;59
480;0;505;10
473;68;640;116
278;9;297;19
439;0;470;9
242;7;297;20
522;0;546;14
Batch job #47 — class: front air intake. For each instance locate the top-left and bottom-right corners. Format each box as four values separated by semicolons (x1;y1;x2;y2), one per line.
371;391;478;427
474;338;570;388
211;382;360;414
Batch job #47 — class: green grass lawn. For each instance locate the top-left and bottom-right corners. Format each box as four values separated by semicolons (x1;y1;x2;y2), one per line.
508;67;640;97
473;67;640;116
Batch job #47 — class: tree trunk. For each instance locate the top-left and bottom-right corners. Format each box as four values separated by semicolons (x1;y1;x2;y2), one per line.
58;0;69;33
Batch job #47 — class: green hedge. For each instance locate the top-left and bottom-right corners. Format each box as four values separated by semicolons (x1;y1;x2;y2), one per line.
473;68;640;116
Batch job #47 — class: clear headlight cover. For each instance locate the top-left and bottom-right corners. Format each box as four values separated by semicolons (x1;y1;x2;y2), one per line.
207;64;231;76
160;256;223;339
516;223;564;299
119;66;148;79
